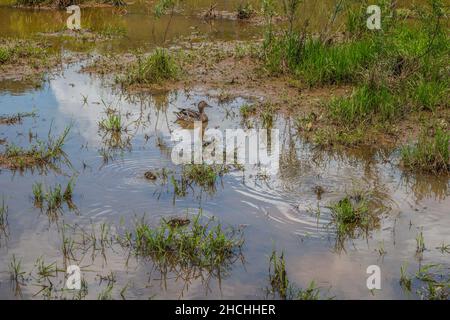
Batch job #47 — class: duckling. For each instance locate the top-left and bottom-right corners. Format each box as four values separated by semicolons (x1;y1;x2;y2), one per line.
166;217;190;228
313;185;325;200
144;171;157;180
174;101;212;123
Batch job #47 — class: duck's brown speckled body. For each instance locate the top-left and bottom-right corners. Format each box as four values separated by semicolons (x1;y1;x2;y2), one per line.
175;101;212;123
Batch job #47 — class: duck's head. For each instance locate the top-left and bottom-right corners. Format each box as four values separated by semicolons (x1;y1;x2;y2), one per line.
198;101;212;113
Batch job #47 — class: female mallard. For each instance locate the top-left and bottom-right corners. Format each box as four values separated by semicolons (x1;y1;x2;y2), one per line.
174;101;212;123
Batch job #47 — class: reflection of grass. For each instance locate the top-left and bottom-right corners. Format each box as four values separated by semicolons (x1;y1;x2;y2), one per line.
415;231;425;255
123;48;179;85
268;250;324;300
126;212;243;275
0;112;36;125
401;127;449;174
0;197;7;235
0;126;70;171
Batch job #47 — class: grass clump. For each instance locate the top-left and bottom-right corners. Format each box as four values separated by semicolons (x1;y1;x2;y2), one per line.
400;264;449;300
0;126;70;171
32;182;44;207
0;39;47;65
182;164;221;190
328;191;380;247
268;250;325;300
32;180;75;215
401;127;449;174
408;78;448;112
295;38;379;86
125;212;243;274
9;255;26;283
329;83;397;125
123;48;179;85
99;113;124;133
239;104;256;119
169;164;229;199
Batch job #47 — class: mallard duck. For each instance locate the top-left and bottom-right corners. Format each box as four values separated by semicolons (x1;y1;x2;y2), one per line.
174;101;212;123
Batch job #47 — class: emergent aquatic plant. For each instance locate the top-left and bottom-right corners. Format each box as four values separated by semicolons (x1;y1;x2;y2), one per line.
401;127;449;174
328;191;380;249
123;48;179;85
124;212;243;275
268;249;325;300
0;125;71;171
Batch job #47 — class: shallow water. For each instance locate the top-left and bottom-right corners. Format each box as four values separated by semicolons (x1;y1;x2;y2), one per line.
0;1;449;300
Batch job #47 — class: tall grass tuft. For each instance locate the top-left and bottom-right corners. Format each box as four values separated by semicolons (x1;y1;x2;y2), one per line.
123;48;179;85
99;114;123;133
328;192;380;248
126;212;243;274
329;83;397;125
401;127;449;174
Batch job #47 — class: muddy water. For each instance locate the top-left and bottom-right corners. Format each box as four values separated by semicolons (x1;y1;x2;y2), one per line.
0;1;262;52
0;2;449;299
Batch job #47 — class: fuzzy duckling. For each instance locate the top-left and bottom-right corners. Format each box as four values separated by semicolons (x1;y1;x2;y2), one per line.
144;171;157;180
174;101;212;123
